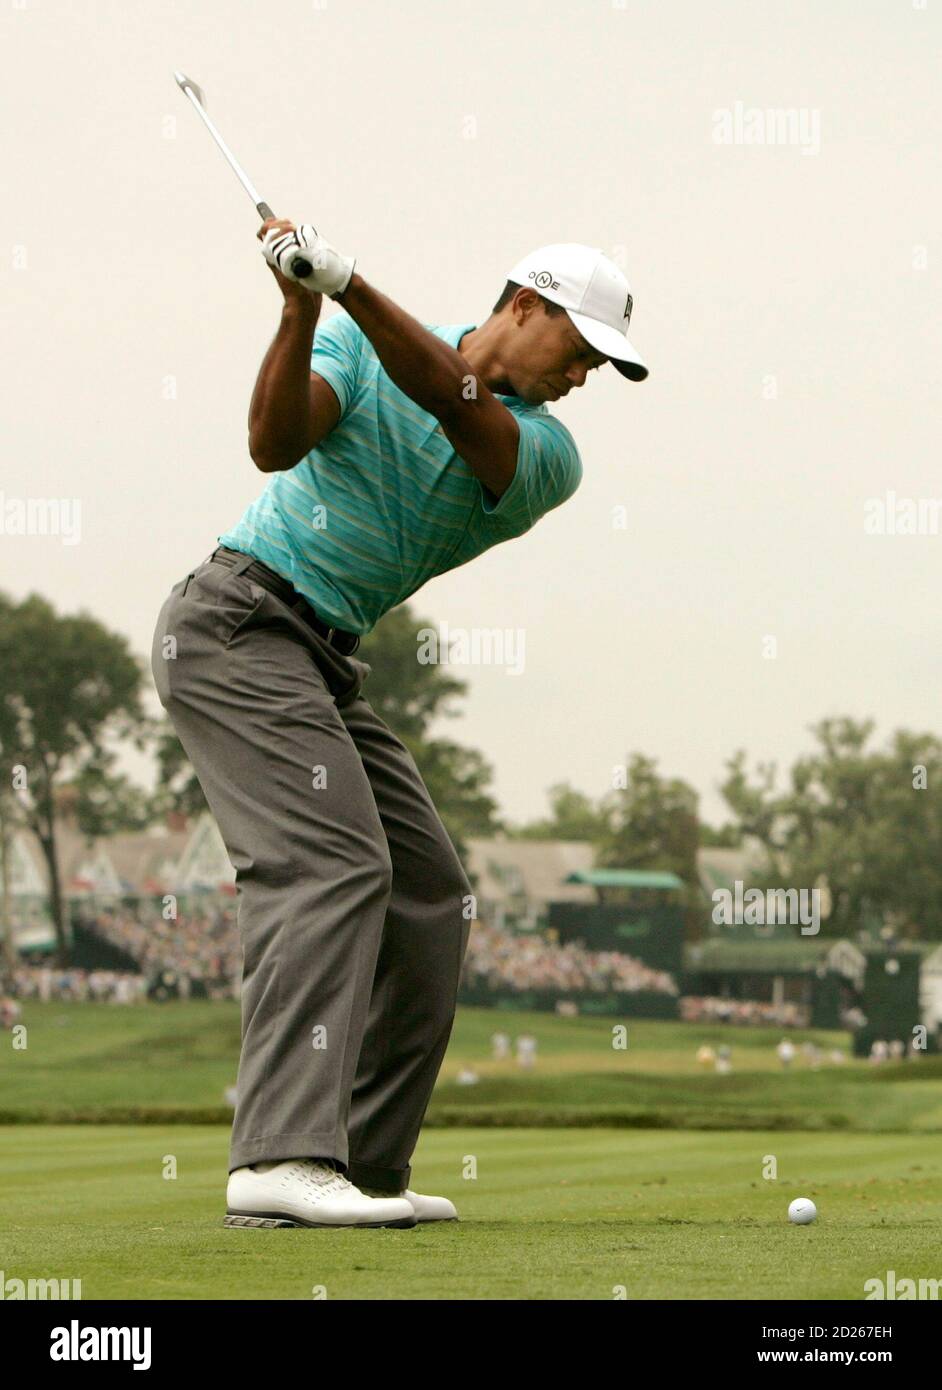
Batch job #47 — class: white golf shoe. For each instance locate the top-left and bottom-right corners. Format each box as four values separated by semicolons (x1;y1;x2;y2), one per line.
359;1184;459;1221
224;1159;417;1229
403;1188;458;1222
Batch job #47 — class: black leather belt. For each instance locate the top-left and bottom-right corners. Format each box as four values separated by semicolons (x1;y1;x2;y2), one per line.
208;547;360;655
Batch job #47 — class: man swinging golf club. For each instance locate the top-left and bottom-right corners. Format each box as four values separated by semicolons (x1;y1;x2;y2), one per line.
152;220;648;1230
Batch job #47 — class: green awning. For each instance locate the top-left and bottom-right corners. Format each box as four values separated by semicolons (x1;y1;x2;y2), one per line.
684;938;834;972
17;939;57;955
566;869;685;890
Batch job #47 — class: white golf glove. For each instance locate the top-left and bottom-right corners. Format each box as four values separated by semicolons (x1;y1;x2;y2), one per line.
261;223;356;299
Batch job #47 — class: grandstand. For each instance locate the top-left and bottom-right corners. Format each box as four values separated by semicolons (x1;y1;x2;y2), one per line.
1;815;939;1045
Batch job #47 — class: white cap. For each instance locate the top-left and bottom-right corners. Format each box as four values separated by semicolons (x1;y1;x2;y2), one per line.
505;243;648;382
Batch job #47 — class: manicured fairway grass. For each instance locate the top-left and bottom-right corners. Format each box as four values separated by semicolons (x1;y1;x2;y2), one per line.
2;1126;940;1300
2;1002;941;1132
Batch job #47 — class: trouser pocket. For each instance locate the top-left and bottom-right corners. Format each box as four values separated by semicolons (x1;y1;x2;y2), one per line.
217;572;367;705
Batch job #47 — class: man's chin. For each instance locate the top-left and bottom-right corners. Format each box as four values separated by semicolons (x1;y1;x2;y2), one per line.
517;384;552;405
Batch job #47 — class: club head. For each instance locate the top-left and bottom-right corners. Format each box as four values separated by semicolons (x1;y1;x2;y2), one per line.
173;70;206;108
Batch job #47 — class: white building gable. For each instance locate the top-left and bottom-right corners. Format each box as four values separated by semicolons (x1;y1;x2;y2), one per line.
175;813;235;892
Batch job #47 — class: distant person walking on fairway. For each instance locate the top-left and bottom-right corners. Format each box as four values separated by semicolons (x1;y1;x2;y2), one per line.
152;219;648;1229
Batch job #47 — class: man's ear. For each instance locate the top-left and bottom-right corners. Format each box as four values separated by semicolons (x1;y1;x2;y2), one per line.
512;288;541;324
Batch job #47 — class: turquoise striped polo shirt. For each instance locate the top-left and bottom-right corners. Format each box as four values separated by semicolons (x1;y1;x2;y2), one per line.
218;309;583;635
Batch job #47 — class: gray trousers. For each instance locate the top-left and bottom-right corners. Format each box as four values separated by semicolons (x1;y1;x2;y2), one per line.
151;550;472;1192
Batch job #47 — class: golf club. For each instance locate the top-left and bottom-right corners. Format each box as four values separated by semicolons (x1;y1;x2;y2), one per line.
173;70;313;278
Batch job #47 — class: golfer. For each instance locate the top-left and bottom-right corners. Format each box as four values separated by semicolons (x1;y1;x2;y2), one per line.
151;221;648;1229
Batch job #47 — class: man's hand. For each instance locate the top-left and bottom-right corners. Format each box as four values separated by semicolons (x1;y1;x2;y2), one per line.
258;218;319;309
258;218;356;300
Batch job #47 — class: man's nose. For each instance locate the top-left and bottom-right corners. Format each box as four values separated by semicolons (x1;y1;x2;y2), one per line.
565;364;589;388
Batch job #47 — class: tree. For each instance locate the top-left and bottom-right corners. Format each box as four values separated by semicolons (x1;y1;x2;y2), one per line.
509;782;614;842
0;593;149;963
70;764;154;839
596;754;703;937
0;594;22;979
721;718;942;938
356;604;468;741
698;821;743;848
151;720;209;822
598;754;700;880
408;737;500;857
0;784;23;982
356;604;502;856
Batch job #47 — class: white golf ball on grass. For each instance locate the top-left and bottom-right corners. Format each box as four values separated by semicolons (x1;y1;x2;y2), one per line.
788;1197;817;1225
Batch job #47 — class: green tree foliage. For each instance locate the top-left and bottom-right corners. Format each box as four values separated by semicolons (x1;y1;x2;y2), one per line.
698;822;742;848
513;776;737;855
597;754;703;937
721;717;942;939
356;605;467;741
597;754;700;882
151;720;209;822
70;764;154;839
357;605;501;856
510;759;704;933
0;781;24;981
405;736;500;859
509;783;614;842
0;593;148;962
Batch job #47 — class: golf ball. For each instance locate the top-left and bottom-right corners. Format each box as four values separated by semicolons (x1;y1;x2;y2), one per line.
788;1197;817;1225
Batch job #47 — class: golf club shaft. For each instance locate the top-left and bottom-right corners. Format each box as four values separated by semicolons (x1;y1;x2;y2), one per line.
175;76;312;278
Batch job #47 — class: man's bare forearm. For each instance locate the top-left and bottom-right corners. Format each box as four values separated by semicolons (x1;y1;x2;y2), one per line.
335;273;469;418
248;295;321;470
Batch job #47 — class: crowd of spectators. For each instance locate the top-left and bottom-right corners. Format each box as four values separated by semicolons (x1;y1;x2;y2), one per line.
79;903;241;998
461;922;678;997
3;967;146;1005
10;913;863;1024
7;912;680;1006
680;995;810;1027
10;913;685;1004
868;1038;923;1063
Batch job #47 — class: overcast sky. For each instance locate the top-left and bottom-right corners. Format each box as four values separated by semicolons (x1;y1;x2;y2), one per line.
3;0;940;827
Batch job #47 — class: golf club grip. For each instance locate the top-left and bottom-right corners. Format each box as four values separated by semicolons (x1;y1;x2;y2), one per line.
255;202;313;278
255;202;313;279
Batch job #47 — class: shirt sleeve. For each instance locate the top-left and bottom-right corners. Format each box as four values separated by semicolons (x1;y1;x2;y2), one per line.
309;308;363;418
478;410;583;534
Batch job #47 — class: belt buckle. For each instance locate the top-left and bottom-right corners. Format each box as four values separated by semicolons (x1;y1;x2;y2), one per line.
328;625;358;656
